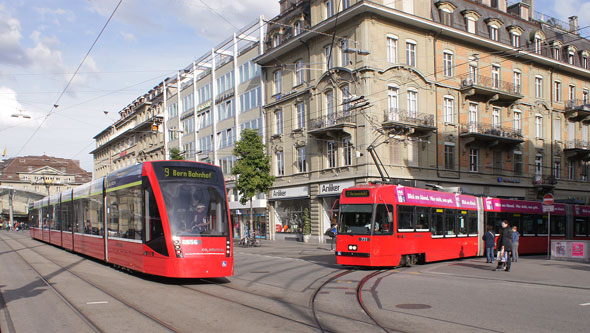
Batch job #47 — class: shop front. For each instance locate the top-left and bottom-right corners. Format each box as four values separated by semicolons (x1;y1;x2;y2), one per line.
317;180;355;243
229;196;267;240
269;185;310;241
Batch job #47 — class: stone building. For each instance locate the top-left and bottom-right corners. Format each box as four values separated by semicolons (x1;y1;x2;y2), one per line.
256;0;590;242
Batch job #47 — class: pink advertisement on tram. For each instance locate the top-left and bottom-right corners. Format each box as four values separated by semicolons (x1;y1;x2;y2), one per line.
396;187;477;209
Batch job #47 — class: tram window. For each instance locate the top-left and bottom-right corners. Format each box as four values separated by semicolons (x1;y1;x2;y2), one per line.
494;213;509;235
145;187;167;256
431;208;444;237
374;204;393;235
537;215;548;235
107;185;143;240
575;217;588;236
88;195;104;236
62;202;72;232
444;210;457;237
415;207;430;231
467;211;477;236
397;206;414;231
509;214;521;237
457;211;468;236
551;215;566;236
47;205;54;230
522;214;536;236
74;198;89;233
339;204;373;235
53;204;62;231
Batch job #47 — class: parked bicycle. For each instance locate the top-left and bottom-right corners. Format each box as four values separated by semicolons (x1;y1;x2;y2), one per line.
239;230;261;247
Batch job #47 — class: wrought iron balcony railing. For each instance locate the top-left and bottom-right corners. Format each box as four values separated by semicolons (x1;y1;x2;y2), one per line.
383;108;435;127
460;122;523;139
460;74;522;95
565;99;590;110
532;175;557;186
565;140;590;150
309;110;354;130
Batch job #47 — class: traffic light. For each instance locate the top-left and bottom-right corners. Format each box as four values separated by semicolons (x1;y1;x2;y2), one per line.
151;123;159;133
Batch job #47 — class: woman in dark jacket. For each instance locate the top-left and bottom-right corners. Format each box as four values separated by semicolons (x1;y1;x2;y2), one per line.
494;220;513;272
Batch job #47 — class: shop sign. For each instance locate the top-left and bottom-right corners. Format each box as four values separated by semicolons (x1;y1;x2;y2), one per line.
270;185;308;199
319;180;355;196
572;242;585;257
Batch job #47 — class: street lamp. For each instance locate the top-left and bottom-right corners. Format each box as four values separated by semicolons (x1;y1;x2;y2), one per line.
11;109;31;119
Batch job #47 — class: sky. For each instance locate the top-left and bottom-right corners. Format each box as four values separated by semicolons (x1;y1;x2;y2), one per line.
0;0;588;174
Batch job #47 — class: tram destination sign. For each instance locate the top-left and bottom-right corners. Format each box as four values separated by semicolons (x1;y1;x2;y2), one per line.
161;166;218;181
345;190;370;197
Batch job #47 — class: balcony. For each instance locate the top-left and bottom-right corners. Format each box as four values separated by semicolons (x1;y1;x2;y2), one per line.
565;99;590;122
382;108;436;136
308;110;356;137
532;175;557;191
564;140;590;160
460;122;524;148
460;74;523;104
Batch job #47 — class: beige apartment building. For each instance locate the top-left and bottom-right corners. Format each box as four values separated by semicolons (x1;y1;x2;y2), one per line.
257;0;590;242
91;83;165;179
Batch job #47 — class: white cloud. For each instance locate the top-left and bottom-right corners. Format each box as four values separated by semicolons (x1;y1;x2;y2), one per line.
25;30;68;75
550;0;590;28
0;86;44;128
0;5;29;66
32;7;76;24
120;31;136;41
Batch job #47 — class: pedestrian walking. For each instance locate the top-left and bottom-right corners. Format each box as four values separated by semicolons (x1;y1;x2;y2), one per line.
482;225;495;263
512;226;520;262
494;220;514;272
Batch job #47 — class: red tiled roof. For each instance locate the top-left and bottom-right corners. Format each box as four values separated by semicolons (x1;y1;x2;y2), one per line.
0;155;92;183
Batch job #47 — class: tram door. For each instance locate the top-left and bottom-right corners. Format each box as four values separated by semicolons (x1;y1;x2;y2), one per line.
476;197;485;256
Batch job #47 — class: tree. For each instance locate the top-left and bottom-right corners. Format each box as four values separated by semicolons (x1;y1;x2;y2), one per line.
232;129;275;237
169;147;185;160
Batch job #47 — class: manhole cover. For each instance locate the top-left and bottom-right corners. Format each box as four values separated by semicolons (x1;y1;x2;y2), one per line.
396;304;432;310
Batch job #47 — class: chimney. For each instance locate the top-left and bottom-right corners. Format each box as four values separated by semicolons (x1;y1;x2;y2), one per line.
569;16;579;34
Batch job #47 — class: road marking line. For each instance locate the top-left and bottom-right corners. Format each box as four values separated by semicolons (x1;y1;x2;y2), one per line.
580;303;590;306
86;301;109;305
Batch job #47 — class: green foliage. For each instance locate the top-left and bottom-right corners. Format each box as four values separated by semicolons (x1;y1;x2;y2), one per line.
302;208;311;235
232;129;275;205
169;147;185;160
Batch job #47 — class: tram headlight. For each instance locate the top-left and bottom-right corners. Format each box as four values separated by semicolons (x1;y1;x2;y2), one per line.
348;244;358;251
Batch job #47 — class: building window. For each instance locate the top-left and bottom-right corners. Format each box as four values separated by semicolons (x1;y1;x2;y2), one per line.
583;89;589;104
275;110;283;135
554;118;562;141
343;138;353;166
341;85;350;114
340;38;350;66
293;21;302;36
295;60;304;86
273;70;282;95
554;161;561;179
272;34;280;48
468;64;478;83
407;89;418;118
276;151;284;176
513;70;521;94
514;111;521;135
443;51;453;77
296;102;305;129
583;56;589;69
325;89;334;121
466;18;476;33
492;107;500;128
469;103;478;130
552;47;560;61
440;9;452;26
569;161;576;180
327;141;336;168
325;0;334;18
535;155;543;176
387;35;398;63
568;51;575;65
297;147;307;172
469;148;479;172
324;45;333;70
443;96;454;123
534;37;542;54
492;65;500;89
514;151;523;175
511;32;520;48
489;25;499;41
554;81;561;102
342;0;350;10
535;76;543;98
388;86;399;120
406;41;416;67
444;143;455;170
535;115;543;138
569;85;576;102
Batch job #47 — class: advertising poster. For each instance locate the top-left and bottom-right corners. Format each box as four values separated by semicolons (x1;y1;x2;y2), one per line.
572;242;585;257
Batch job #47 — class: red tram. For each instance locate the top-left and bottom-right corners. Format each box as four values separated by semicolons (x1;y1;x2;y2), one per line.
29;161;233;278
336;184;590;267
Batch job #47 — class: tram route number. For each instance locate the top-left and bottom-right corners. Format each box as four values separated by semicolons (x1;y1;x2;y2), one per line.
164;167;213;179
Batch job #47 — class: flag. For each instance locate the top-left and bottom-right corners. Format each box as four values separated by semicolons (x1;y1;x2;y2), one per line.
2;147;6;157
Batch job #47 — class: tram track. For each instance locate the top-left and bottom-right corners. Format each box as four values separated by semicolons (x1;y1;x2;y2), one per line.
3;233;178;333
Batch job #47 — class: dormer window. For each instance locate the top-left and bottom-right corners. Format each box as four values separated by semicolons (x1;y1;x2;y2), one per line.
566;46;577;65
293;20;302;36
490;25;499;41
436;2;457;26
511;32;520;47
272;34;280;48
581;51;590;69
325;0;334;18
532;30;545;55
462;10;481;34
485;18;503;42
551;41;563;61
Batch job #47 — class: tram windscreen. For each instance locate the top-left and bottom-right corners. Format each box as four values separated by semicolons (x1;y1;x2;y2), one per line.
339;204;373;235
155;165;229;237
